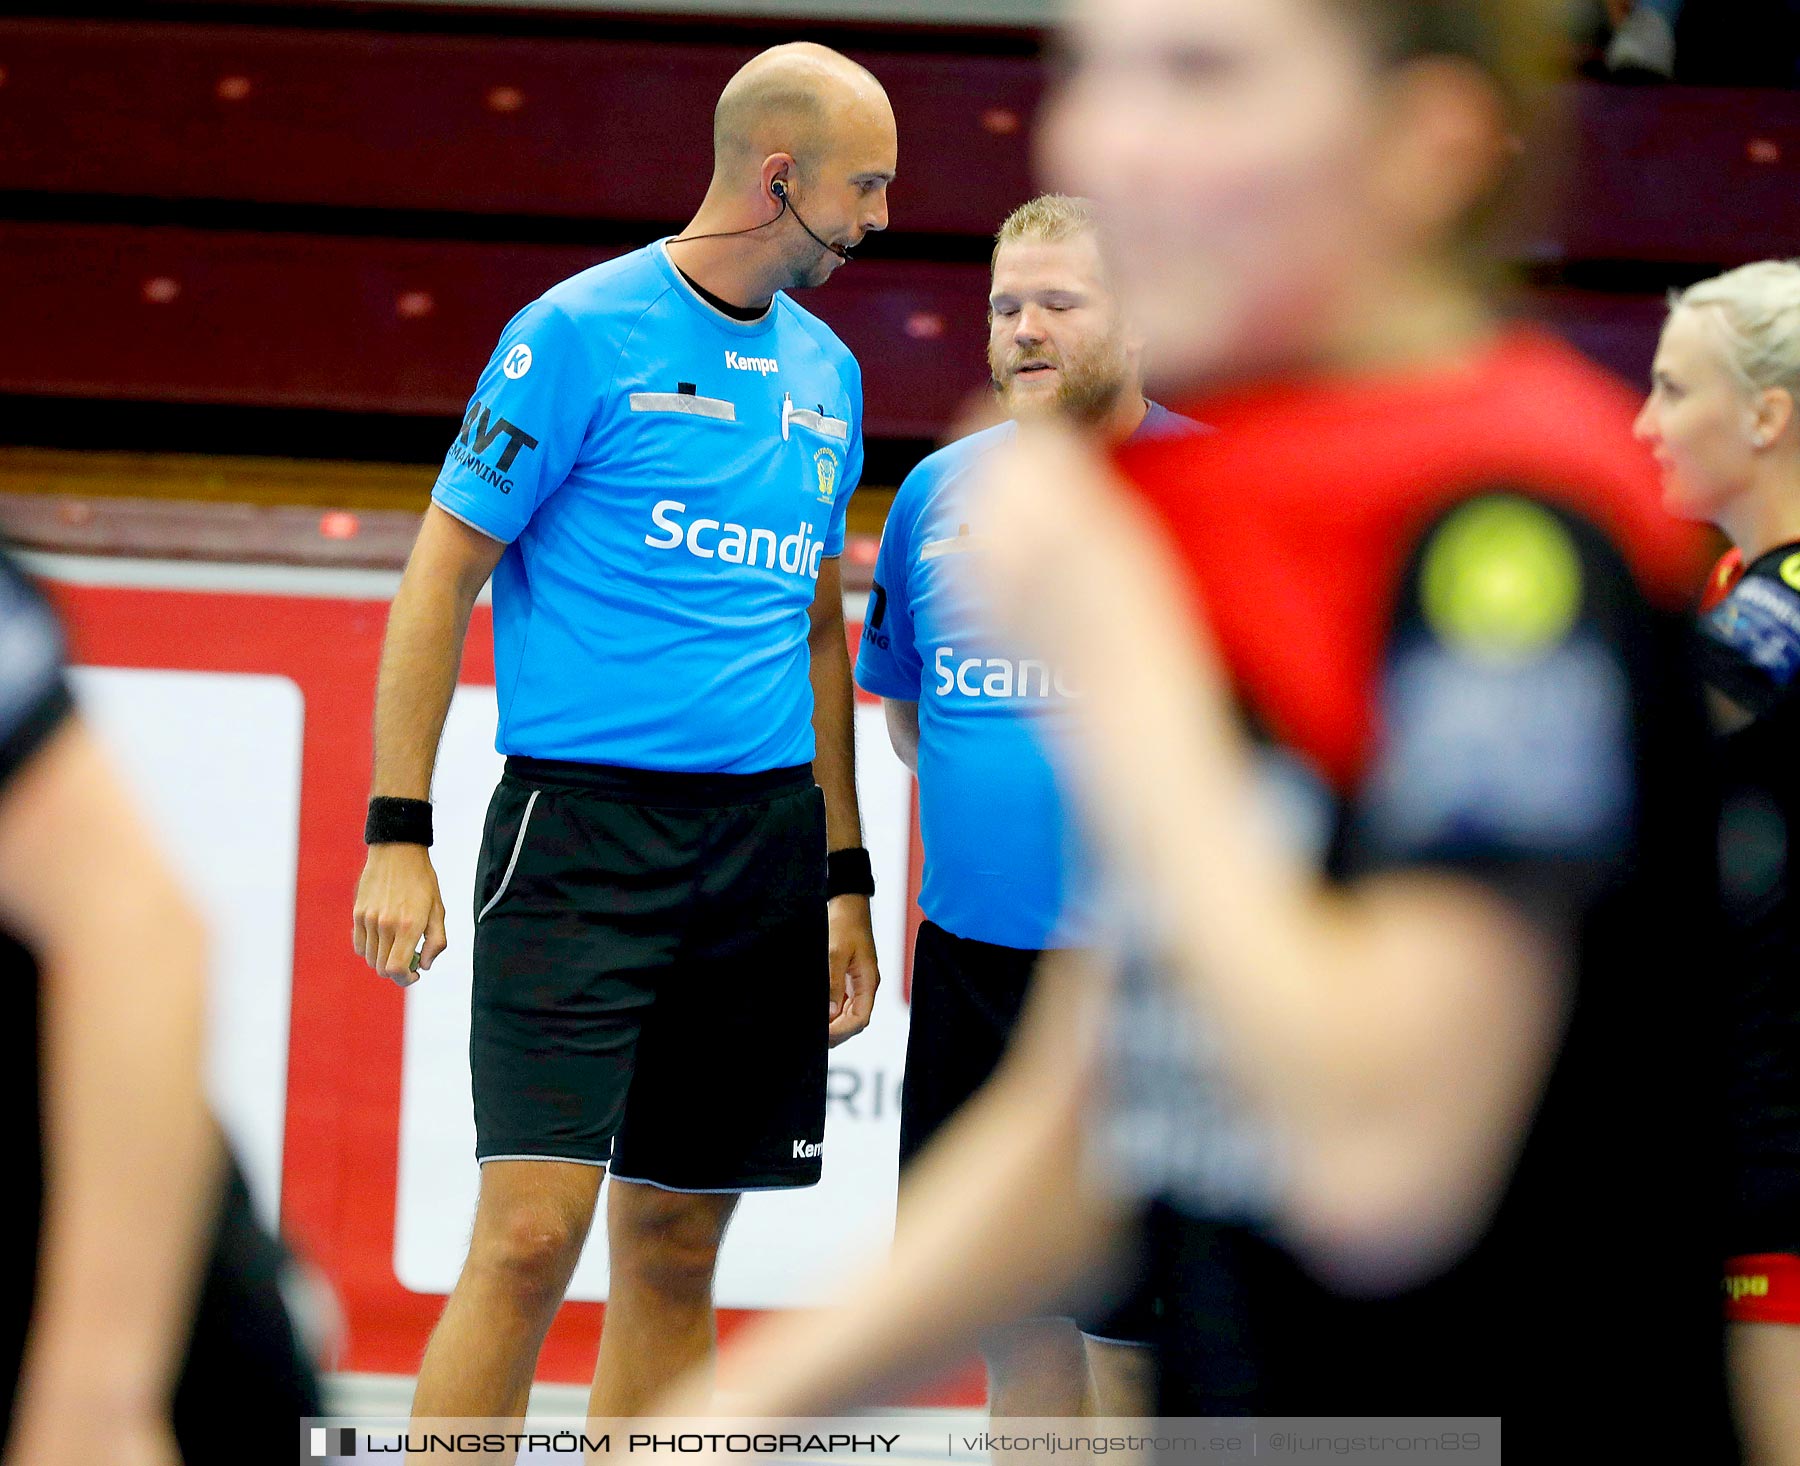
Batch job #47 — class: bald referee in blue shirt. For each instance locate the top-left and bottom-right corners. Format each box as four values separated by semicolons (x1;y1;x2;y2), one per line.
351;42;895;1426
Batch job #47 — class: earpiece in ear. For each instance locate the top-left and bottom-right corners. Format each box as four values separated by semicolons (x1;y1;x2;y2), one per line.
771;179;788;199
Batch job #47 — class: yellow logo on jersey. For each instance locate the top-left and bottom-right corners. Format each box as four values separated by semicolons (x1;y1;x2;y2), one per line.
1780;552;1800;593
814;448;838;504
1420;497;1582;661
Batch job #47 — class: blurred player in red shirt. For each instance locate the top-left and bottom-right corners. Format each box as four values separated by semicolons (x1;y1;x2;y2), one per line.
670;2;1738;1452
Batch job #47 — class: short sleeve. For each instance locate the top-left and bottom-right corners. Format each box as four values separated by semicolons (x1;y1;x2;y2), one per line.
822;356;864;558
854;478;924;699
431;300;598;544
0;554;73;791
1343;493;1653;897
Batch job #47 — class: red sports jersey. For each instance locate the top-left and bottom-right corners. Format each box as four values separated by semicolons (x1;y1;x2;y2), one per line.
1108;329;1736;1449
1116;328;1707;790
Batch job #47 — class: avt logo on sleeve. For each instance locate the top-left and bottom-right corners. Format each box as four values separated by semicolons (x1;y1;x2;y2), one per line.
448;400;539;494
726;350;780;376
645;500;827;579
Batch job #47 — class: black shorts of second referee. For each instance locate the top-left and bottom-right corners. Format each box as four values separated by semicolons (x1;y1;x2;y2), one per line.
902;918;1162;1345
470;756;828;1191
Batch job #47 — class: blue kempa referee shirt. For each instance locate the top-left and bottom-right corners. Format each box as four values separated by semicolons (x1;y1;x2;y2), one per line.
856;403;1204;949
432;239;864;773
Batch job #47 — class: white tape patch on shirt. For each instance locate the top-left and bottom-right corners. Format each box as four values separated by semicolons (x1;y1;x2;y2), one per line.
628;392;737;422
786;407;849;441
920;534;990;561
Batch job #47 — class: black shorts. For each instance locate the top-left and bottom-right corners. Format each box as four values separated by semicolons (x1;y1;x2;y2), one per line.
1147;1206;1736;1455
170;1158;323;1464
897;919;1037;1169
1727;1154;1800;1258
470;756;828;1191
900;919;1159;1345
1725;936;1800;1255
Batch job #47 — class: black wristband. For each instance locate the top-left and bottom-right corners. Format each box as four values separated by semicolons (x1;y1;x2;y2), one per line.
365;796;434;847
826;846;875;899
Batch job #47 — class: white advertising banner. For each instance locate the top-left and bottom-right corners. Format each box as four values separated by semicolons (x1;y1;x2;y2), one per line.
70;666;303;1228
33;555;937;1384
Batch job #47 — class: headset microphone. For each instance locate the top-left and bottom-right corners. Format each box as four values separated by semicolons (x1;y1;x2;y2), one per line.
771;179;853;262
668;179;852;261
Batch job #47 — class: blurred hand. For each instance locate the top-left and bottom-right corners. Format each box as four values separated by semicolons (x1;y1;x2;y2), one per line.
826;894;880;1046
973;420;1129;649
972;422;1235;721
353;843;447;986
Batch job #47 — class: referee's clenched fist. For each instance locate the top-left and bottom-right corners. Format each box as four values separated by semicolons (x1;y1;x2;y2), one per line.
352;839;446;986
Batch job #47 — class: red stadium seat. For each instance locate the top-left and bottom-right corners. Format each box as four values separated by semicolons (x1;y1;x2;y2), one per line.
0;17;1788;447
1542;83;1800;265
0;221;993;439
0;17;1040;235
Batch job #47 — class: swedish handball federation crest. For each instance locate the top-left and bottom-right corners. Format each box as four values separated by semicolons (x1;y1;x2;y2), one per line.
813;447;839;504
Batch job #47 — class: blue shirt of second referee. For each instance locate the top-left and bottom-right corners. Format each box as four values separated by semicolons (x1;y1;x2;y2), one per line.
431;239;864;774
856;403;1204;949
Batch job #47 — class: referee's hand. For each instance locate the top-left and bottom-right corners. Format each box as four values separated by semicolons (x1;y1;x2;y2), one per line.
826;893;880;1046
353;844;448;988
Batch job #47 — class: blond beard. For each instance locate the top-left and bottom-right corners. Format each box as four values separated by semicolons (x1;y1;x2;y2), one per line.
993;336;1132;427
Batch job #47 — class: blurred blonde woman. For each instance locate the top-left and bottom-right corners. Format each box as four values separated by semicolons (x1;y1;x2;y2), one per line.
1638;260;1800;1466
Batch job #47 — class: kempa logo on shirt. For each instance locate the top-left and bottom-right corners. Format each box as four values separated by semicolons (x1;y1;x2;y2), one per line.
502;343;533;379
1725;1271;1772;1302
793;1139;822;1160
934;645;1080;700
645;500;827;579
726;350;780;376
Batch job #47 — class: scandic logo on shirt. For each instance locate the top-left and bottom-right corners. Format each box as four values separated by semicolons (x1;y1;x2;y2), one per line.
644;500;828;580
934;645;1080;700
726;350;780;375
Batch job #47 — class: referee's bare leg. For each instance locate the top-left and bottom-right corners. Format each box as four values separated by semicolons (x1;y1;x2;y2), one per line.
590;1181;740;1416
411;1160;603;1423
405;1150;743;1430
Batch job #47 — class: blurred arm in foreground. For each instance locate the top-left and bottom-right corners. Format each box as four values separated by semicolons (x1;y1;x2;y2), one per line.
0;567;217;1466
666;951;1126;1417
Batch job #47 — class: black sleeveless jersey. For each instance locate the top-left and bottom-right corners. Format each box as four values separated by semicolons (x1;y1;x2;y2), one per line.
1698;541;1800;1252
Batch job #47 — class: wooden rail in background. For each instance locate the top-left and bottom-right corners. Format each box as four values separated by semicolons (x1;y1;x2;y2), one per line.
0;450;891;580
